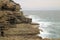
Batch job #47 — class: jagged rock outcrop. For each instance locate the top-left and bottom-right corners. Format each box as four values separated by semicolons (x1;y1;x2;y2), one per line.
0;0;20;11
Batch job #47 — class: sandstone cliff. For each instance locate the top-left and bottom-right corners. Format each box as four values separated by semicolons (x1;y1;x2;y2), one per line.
0;0;59;40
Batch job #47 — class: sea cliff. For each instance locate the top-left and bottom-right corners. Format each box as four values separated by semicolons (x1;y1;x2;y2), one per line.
0;0;60;40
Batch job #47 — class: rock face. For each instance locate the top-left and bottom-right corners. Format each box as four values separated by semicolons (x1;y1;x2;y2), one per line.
0;0;52;40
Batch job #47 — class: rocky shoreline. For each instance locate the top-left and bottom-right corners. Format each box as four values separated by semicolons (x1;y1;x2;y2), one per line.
0;0;60;40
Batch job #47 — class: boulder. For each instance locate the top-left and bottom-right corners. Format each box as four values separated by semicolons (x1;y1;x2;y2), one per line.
6;2;20;11
0;0;20;11
0;0;9;8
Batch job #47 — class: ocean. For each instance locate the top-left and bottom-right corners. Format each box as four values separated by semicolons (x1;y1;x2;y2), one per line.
23;10;60;38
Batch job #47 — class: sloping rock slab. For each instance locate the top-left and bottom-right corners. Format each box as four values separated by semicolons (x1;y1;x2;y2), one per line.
4;23;40;35
0;35;42;40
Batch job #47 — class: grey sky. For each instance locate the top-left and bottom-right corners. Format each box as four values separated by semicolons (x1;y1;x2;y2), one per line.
14;0;60;10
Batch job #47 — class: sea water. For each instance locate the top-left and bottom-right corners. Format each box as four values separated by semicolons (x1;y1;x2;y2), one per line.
23;10;60;38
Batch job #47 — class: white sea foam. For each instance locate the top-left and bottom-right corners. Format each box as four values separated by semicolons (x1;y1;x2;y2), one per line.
23;10;60;38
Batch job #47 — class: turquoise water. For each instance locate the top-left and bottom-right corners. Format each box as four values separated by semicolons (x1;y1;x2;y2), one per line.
23;10;60;38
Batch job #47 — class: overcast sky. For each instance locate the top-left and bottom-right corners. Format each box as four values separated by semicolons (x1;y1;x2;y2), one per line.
14;0;60;10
